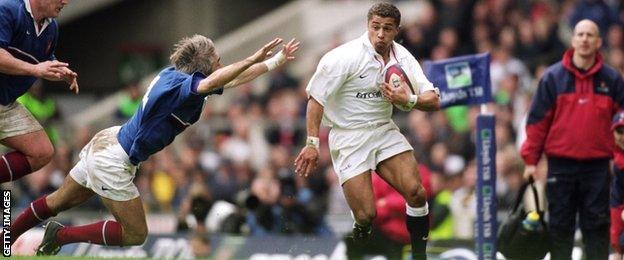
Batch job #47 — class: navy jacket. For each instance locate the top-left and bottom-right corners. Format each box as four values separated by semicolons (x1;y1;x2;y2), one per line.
522;49;624;165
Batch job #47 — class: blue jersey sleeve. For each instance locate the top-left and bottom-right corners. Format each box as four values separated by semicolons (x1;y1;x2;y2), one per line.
0;3;15;48
190;71;223;96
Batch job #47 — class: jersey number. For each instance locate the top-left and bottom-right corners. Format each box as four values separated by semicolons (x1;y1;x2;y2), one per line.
142;75;160;110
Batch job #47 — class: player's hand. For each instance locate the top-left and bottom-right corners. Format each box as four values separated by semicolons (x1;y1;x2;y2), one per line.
523;165;536;180
60;67;79;94
380;81;410;105
276;38;301;66
33;60;69;81
249;38;283;63
294;146;319;177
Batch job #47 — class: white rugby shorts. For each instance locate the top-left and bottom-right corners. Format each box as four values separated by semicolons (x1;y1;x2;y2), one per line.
70;126;139;201
328;121;412;185
0;102;43;140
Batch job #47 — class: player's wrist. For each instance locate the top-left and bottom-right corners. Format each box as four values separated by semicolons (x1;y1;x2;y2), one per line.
406;94;418;109
263;51;285;71
305;136;320;151
28;64;40;77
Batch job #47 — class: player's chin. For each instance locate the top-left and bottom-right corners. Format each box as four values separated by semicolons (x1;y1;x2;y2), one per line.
374;43;388;53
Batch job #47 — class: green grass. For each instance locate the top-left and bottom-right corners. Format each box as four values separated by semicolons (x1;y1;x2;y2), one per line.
11;256;148;259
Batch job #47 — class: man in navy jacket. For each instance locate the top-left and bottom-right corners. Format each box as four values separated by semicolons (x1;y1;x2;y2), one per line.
522;19;624;259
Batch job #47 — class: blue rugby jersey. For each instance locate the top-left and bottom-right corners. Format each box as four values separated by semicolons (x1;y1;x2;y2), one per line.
0;0;58;105
117;67;223;165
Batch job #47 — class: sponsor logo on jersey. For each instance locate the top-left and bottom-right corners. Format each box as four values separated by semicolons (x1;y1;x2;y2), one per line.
355;91;382;99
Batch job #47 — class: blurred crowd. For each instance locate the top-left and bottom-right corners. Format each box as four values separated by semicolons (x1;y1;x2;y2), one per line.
3;0;624;248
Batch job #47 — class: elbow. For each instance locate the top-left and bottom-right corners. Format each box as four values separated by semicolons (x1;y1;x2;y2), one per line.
420;96;440;111
430;99;441;111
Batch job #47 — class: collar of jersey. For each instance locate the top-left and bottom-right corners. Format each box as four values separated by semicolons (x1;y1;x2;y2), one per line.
23;0;52;37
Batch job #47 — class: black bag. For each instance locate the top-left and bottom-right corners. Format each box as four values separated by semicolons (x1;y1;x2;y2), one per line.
498;176;550;259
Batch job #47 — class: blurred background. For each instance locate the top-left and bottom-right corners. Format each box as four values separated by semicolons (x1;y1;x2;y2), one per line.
5;0;624;258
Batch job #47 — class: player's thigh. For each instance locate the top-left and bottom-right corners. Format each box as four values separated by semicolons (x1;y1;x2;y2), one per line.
342;171;376;219
100;196;147;236
46;174;96;213
0;103;51;155
1;130;53;158
376;150;422;197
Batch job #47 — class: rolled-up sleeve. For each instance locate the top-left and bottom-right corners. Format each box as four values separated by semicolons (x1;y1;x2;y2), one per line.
404;56;434;94
410;57;434;94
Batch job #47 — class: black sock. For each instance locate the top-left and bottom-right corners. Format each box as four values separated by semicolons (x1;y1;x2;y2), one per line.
406;215;429;260
352;222;372;240
354;222;371;231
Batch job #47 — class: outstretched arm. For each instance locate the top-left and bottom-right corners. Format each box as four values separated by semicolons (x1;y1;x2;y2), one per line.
224;38;300;89
196;38;283;94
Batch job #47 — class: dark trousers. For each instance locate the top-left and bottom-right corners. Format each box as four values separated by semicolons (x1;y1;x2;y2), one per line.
546;157;610;260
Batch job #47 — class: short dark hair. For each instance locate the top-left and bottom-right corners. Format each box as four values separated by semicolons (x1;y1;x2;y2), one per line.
367;2;401;27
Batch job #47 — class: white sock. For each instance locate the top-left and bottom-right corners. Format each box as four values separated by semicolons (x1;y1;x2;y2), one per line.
406;202;429;217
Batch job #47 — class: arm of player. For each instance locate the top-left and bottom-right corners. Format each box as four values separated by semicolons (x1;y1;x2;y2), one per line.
196;38;283;94
413;90;440;111
294;97;323;177
223;39;300;89
380;82;440;111
0;48;72;80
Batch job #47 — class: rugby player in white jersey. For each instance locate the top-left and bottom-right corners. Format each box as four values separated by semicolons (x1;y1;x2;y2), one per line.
294;3;439;259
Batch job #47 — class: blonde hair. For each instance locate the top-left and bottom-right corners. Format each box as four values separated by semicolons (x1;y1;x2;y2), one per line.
169;35;216;75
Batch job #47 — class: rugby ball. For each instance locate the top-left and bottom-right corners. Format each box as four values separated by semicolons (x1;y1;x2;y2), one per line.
384;64;415;111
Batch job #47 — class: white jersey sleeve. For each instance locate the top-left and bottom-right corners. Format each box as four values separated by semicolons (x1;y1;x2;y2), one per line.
306;52;350;106
405;55;434;94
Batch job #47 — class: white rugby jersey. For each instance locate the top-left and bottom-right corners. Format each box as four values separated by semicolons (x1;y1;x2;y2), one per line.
306;33;434;129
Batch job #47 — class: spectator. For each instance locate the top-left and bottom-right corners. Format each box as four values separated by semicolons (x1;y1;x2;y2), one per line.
521;19;624;259
115;81;143;121
609;111;624;258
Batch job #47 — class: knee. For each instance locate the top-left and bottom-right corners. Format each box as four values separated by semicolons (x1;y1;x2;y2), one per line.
123;224;148;246
406;184;427;207
352;207;376;225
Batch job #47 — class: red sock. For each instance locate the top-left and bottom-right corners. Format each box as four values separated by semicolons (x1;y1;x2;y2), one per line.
10;195;55;244
0;151;32;183
56;220;123;246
